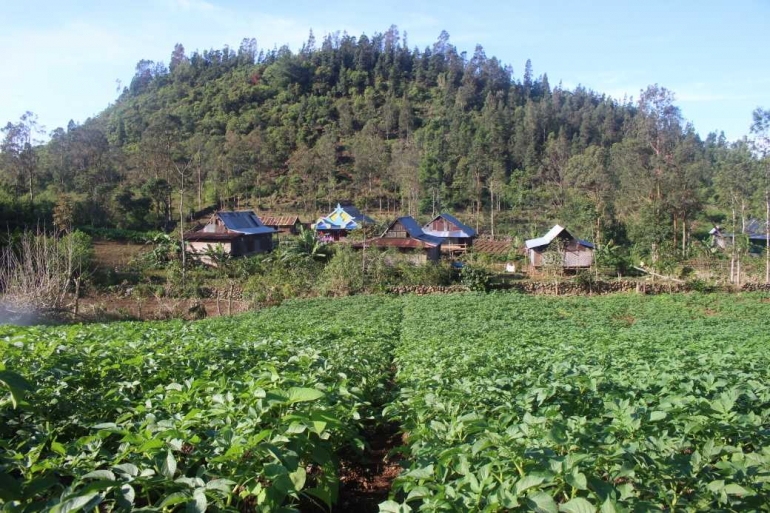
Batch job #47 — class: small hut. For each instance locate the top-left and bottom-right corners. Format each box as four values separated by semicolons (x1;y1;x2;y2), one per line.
314;203;374;241
185;211;277;262
261;215;304;235
373;216;444;263
422;213;477;252
525;224;594;269
710;219;769;252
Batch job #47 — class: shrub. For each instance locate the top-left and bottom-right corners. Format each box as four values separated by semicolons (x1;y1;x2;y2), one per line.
316;245;364;297
460;265;493;292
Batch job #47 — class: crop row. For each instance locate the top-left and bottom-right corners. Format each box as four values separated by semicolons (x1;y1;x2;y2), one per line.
386;293;770;511
0;296;401;512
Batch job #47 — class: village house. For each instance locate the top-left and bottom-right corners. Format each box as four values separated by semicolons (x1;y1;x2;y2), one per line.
525;224;594;269
260;215;304;235
185;211;277;262
373;216;444;263
314;203;374;241
710;219;769;252
422;213;477;252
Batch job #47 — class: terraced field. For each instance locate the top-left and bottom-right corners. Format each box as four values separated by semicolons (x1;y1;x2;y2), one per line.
2;293;769;511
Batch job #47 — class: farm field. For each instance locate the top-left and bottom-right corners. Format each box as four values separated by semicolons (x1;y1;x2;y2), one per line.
1;292;770;512
389;293;770;512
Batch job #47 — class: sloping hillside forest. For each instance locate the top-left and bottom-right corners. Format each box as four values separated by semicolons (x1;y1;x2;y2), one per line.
2;26;770;263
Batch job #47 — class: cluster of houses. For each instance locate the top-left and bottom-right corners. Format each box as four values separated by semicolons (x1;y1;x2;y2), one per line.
185;203;596;270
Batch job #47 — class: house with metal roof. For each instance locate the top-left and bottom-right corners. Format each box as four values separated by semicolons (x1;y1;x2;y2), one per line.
185;211;277;262
525;224;594;269
373;216;444;262
314;203;375;241
422;213;477;252
710;219;769;252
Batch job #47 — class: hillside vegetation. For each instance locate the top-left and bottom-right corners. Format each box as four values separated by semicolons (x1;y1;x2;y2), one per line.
2;27;770;263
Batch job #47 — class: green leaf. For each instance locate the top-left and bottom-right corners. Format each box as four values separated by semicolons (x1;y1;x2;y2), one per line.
159;491;190;508
649;411;667;422
82;470;115;481
51;492;102;513
117;484;135;509
161;450;177;479
0;369;32;409
379;500;405;512
186;489;207;513
515;475;545;495
559;497;596;513
0;471;22;501
724;483;752;496
566;469;587;491
50;440;66;455
405;465;434;480
113;463;139;477
526;492;558;513
286;387;325;404
289;467;307;491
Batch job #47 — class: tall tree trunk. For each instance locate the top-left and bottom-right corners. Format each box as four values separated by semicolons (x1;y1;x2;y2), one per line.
682;214;686;257
730;205;736;283
180;175;186;288
490;188;495;240
766;188;769;284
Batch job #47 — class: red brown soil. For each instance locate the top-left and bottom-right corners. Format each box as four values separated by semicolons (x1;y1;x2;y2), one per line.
333;423;404;512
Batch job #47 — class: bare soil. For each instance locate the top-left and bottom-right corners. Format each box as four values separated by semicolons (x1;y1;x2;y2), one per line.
334;423;404;512
75;295;251;321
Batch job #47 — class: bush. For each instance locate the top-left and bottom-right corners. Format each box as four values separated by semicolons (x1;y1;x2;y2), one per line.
316;245;364;297
398;261;455;287
0;230;93;313
243;254;321;305
460;265;492;292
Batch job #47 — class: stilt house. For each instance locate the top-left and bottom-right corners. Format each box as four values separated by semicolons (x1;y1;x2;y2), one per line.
374;216;444;262
422;213;477;252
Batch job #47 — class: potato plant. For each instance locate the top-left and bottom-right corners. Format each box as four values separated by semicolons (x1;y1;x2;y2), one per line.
0;297;400;512
386;293;770;512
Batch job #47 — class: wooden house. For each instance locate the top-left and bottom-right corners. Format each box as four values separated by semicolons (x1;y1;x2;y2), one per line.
185;211;277;262
525;224;594;269
373;216;444;263
422;213;477;252
261;215;304;235
314;203;374;241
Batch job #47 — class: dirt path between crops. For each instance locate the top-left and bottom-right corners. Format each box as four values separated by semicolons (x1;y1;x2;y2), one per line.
335;422;404;512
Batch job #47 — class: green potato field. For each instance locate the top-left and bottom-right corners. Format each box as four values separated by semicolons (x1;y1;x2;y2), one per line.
2;293;770;512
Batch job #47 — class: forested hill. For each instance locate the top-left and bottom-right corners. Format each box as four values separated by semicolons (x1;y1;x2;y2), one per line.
2;26;768;258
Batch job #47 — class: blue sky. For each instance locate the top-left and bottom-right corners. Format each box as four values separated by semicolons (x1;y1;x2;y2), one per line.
2;0;768;141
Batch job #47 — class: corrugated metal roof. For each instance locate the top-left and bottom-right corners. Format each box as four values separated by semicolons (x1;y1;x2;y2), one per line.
216;211;277;235
261;216;301;227
383;216;444;247
525;224;594;249
423;213;477;238
340;205;375;224
473;240;513;256
314;204;373;231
